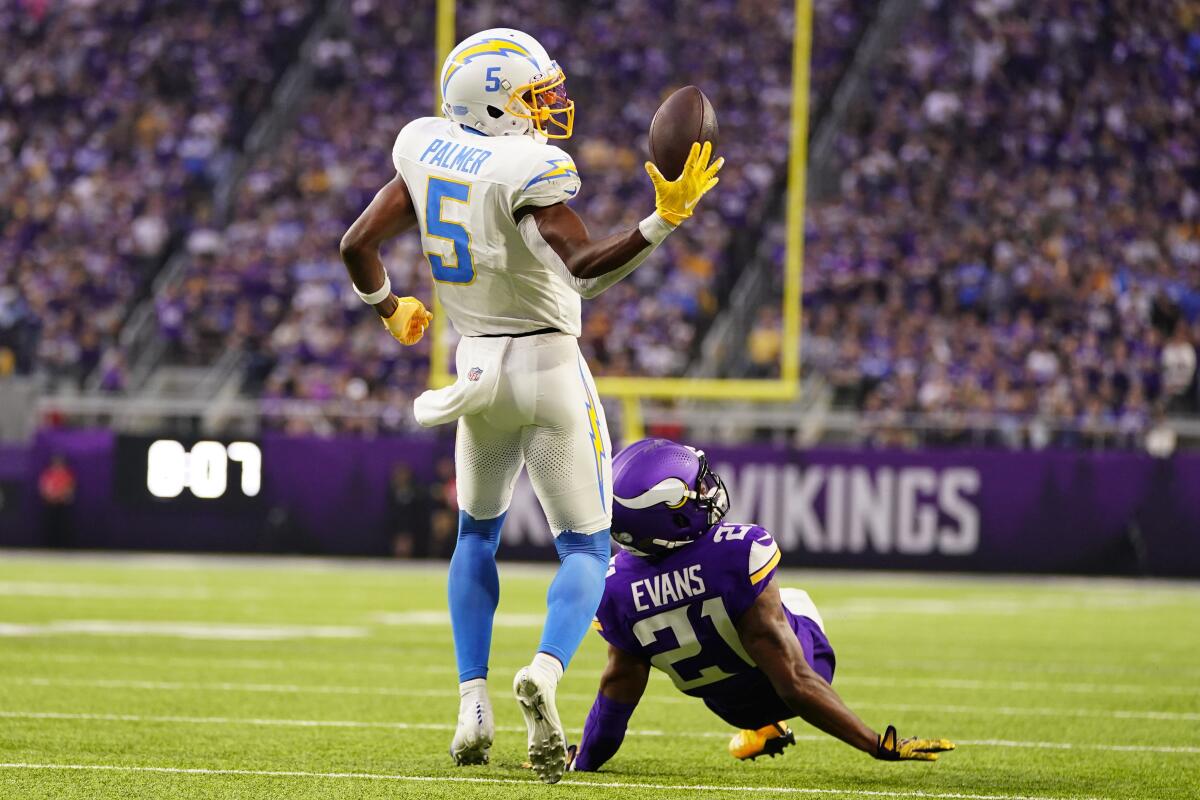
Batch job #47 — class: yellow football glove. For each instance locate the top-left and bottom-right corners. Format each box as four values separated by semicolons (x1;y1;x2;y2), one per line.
875;725;956;762
644;140;724;226
381;295;432;346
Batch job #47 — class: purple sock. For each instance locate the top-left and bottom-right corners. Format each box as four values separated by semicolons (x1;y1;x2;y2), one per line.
574;692;637;771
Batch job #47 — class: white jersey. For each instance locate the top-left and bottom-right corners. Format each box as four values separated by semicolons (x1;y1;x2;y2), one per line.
393;116;584;337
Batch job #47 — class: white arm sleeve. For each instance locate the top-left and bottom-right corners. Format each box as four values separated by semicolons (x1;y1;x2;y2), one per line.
517;212;675;299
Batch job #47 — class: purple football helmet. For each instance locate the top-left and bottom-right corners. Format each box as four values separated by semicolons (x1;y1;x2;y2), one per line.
610;438;730;557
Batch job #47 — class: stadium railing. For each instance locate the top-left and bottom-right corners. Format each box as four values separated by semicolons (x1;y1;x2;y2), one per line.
23;393;1200;454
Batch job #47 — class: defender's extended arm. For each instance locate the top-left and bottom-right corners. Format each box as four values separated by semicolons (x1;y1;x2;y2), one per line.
737;579;955;761
339;174;432;345
570;643;651;771
518;141;723;298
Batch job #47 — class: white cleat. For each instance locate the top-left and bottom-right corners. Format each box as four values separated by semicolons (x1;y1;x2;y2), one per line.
449;690;494;766
513;666;567;784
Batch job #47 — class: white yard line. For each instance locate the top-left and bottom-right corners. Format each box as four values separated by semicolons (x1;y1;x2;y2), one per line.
832;676;1200;696
955;738;1200;755
0;652;321;671
0;550;540;576
0;620;367;640
9;676;1197;722
0;710;475;732
1;710;1197;755
3;650;1196;687
0;582;223;600
0;761;1112;799
371;596;1196;628
10;677;452;698
373;611;546;627
821;596;1188;618
0;652;465;676
8;654;1196;695
6;547;1200;590
850;701;1200;722
869;656;1200;679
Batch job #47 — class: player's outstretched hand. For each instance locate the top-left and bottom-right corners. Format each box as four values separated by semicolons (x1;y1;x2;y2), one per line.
644;141;724;226
381;295;432;345
874;725;956;762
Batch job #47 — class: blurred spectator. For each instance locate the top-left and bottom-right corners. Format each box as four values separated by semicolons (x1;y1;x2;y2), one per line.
1161;320;1197;412
163;0;437;432
389;463;434;558
259;504;321;555
0;0;316;385
778;0;1200;448
1145;404;1179;458
158;0;870;423
746;308;784;379
6;0;1199;453
429;456;458;558
37;454;75;548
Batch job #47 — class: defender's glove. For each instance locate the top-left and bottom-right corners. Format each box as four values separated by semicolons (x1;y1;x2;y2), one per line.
875;725;955;761
381;295;432;346
644;141;724;226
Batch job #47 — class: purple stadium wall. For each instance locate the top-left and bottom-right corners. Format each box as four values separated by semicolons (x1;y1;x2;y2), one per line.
2;430;1198;577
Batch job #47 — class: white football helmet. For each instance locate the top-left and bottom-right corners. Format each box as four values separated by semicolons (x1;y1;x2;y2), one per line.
440;28;575;140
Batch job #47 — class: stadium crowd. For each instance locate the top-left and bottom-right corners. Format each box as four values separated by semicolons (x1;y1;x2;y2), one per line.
150;0;870;427
4;0;1197;450
2;0;869;429
746;0;1200;446
0;0;316;389
165;0;438;431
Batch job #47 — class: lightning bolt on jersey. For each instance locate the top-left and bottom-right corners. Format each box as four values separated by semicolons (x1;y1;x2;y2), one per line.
393;117;584;337
594;523;836;729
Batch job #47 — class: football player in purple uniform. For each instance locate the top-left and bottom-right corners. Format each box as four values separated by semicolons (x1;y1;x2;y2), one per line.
568;439;955;770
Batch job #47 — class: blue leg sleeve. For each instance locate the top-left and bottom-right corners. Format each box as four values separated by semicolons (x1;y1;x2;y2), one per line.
538;530;611;669
448;510;505;682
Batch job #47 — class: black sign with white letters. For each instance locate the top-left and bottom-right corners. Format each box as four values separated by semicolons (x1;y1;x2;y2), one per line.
115;436;264;510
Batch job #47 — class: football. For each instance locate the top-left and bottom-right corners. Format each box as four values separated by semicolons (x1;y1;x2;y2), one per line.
648;85;719;180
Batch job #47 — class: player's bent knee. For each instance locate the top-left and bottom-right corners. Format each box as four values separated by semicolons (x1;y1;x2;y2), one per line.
457;510;506;549
554;529;612;564
457;493;515;525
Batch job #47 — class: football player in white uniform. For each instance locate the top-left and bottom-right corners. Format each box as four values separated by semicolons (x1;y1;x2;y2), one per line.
339;28;723;783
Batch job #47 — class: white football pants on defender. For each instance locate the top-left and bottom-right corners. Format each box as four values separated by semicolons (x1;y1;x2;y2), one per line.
452;333;613;535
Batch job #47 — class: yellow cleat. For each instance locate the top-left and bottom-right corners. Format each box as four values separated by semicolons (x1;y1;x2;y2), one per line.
728;722;796;761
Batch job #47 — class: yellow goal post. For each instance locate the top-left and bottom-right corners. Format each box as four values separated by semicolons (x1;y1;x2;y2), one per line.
430;0;811;434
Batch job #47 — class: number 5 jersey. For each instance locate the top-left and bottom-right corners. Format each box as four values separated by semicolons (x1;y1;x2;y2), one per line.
593;523;838;729
393;116;583;337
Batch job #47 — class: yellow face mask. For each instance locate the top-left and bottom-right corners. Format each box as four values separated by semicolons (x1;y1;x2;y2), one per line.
505;67;575;140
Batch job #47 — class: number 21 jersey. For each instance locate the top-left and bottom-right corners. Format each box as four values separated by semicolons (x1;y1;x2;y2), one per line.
392;117;584;337
593;523;834;729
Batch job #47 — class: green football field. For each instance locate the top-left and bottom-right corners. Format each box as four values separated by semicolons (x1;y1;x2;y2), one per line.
0;552;1197;800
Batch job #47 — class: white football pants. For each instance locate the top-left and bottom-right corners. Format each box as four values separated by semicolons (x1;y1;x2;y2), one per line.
450;333;613;535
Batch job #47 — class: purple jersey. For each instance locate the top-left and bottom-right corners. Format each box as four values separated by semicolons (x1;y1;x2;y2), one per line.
594;522;836;729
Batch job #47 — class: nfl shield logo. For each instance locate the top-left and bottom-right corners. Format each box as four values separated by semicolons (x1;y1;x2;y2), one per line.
467;367;483;382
